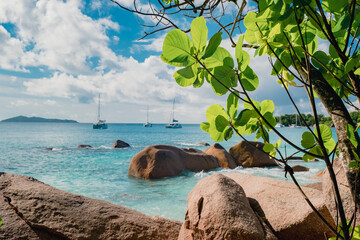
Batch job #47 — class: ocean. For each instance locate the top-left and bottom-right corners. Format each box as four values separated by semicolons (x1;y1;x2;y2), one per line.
0;123;325;221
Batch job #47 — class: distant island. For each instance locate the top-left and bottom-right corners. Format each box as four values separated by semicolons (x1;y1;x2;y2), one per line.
1;116;78;123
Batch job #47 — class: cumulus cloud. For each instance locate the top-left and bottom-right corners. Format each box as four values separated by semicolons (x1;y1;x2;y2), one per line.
0;0;120;74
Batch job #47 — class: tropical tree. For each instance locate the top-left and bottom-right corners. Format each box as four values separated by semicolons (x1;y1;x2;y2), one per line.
112;0;360;239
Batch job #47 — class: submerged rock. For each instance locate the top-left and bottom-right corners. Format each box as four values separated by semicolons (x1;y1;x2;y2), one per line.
229;141;278;167
0;173;181;240
128;145;220;179
196;142;210;146
113;140;130;148
204;143;237;169
178;173;277;240
77;144;92;148
285;165;310;172
226;173;335;240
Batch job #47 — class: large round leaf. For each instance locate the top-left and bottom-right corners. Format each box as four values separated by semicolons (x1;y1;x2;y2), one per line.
191;17;208;54
240;66;259;91
162;29;194;67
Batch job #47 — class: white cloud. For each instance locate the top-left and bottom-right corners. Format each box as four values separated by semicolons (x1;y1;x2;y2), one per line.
0;0;120;74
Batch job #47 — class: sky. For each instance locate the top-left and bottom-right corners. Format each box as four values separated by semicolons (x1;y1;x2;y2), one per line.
0;0;329;123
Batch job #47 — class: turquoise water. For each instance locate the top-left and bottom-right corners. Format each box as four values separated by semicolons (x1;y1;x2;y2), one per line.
0;123;325;221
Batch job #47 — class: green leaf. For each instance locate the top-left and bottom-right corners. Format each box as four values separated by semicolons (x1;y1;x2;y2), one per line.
209;66;236;96
262;112;277;130
162;29;194;67
275;139;281;148
160;54;185;67
263;143;274;152
260;100;275;115
235;109;252;126
333;13;350;33
244;98;260;111
301;131;315;148
0;217;2;227
224;127;234;141
206;104;228;141
191;17;208;54
311;51;330;69
235;35;250;71
324;138;336;153
240;66;259;91
193;68;205;88
322;0;348;13
215;115;229;132
173;64;198;87
346;124;358;148
345;57;359;74
355;68;360;75
314;124;332;143
227;93;239;120
203;32;222;59
244;12;258;31
206;104;228;122
200;122;210;132
204;47;234;68
349;161;358;168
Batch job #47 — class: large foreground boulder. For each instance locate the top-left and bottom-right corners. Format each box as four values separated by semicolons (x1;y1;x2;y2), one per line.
204;143;237;169
179;174;277;240
226;173;336;240
322;158;359;225
229;141;277;167
128;145;220;179
0;173;181;240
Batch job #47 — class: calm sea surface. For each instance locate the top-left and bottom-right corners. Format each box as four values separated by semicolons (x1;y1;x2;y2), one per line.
0;123;326;221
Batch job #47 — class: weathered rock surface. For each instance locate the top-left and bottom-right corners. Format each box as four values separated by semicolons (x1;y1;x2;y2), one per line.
204;143;237;169
128;145;220;179
229;141;277;167
113;140;130;148
286;165;310;172
310;169;326;179
178;174;277;240
182;148;203;153
322;158;359;225
303;182;323;191
226;173;336;240
0;173;181;240
77;144;92;148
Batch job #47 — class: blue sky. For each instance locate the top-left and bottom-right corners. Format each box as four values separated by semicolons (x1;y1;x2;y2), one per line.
0;0;330;123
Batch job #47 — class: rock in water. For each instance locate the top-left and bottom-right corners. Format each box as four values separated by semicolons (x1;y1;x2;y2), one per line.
0;173;181;240
128;145;220;179
113;140;130;148
196;142;210;146
226;173;336;240
77;144;92;148
204;143;237;169
285;165;309;172
229;141;277;167
178;173;277;240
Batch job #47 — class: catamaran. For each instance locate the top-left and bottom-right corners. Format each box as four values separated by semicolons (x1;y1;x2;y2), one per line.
93;94;108;129
166;99;182;128
143;105;152;127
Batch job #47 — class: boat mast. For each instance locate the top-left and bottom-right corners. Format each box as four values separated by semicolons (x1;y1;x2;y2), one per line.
147;105;149;123
98;94;101;121
172;99;175;121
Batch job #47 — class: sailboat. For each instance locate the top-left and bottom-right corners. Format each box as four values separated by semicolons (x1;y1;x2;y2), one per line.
93;94;108;129
143;106;152;127
289;114;300;128
275;115;284;128
165;99;182;128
